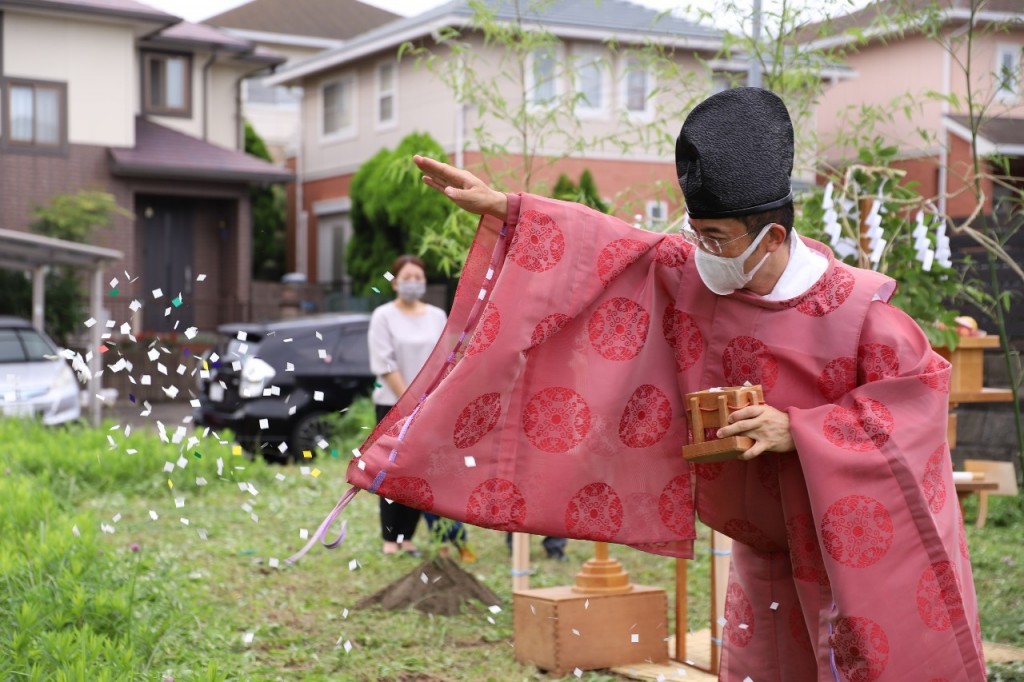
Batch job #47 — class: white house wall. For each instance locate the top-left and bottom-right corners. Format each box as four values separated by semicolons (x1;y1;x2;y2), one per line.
4;12;135;147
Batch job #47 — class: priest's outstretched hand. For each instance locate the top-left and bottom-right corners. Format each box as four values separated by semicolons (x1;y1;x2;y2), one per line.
715;404;794;460
414;155;507;220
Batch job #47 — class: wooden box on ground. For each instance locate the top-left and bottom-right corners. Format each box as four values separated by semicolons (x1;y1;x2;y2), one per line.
513;585;668;675
935;336;1013;403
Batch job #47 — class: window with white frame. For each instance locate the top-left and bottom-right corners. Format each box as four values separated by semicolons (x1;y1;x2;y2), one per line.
528;46;558;107
646;199;668;229
621;55;653;117
574;45;606;115
322;76;355;138
377;61;396;126
995;44;1021;102
3;79;65;148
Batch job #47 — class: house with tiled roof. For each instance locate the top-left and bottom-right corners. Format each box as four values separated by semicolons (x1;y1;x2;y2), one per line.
204;0;400;161
798;0;1024;219
0;0;293;334
264;0;730;292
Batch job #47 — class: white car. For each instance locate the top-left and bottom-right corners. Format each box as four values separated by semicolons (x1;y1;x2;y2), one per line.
0;317;81;425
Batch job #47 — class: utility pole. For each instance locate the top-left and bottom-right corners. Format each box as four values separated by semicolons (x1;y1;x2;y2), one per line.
748;0;763;88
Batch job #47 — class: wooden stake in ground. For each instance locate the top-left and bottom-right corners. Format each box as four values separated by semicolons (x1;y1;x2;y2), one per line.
357;556;500;616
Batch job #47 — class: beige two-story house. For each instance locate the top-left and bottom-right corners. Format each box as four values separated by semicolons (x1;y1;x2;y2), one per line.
0;0;292;333
265;0;731;291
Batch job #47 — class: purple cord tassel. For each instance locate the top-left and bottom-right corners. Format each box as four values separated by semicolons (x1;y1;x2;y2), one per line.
285;486;359;564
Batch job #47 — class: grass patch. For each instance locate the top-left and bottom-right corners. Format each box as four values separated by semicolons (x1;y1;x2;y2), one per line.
1;406;1022;680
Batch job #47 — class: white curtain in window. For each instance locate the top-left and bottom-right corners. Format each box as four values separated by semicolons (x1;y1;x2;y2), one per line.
625;57;649;112
166;57;186;109
323;80;350;134
531;49;556;105
10;85;34;142
35;88;59;144
576;49;603;109
378;63;395;123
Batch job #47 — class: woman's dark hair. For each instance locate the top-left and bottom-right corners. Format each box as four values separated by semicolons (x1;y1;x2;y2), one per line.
391;254;427;277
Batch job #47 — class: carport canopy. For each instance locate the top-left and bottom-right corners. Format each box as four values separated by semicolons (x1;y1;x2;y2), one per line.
0;227;124;425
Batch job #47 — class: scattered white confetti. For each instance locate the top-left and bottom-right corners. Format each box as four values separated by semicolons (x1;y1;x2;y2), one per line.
196;273;207;281
152;288;163;299
317;438;329;450
84;318;96;328
352;448;361;458
112;513;122;522
268;558;280;568
72;524;80;537
488;605;501;614
259;418;269;429
343;640;352;654
278;442;288;454
487;616;495;624
101;524;115;534
180;518;190;526
420;573;429;584
149;510;159;520
196;477;208;486
285;362;294;372
147;348;160;361
175;497;185;508
770;601;779;611
572;628;580;636
738;623;749;630
574;669;583;678
631;633;639;643
243;632;254;645
176;455;188;469
129;299;142;312
383;271;394;281
110;277;119;288
342;608;349;619
299;528;309;540
743;678;754;682
141;375;152;386
313;390;324;401
349;559;359;571
530;605;536;615
584;599;589;610
275;473;286;481
464;456;477;468
163;462;175;473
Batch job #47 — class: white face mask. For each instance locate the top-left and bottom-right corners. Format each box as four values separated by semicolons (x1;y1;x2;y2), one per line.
396;280;426;303
694;224;773;295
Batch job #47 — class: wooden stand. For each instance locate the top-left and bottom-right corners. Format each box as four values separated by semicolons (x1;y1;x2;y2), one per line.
682;385;764;463
513;542;667;675
675;531;732;675
935;335;1014;404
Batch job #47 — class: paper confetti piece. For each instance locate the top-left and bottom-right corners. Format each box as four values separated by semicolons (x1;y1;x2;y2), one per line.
311;468;321;478
259;419;269;429
631;633;639;643
72;525;80;537
303;450;312;459
299;528;309;540
167;480;173;489
488;605;501;614
243;632;254;645
197;273;207;281
464;456;476;468
343;640;352;654
268;558;280;568
152;288;163;299
371;287;380;293
232;445;242;456
313;390;324;401
172;294;183;307
129;299;142;312
572;628;580;636
770;601;779;611
175;497;185;508
149;510;159;520
349;559;359;571
574;669;583;678
84;318;97;328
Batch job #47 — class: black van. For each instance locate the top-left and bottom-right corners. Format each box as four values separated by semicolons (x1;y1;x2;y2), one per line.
194;313;375;462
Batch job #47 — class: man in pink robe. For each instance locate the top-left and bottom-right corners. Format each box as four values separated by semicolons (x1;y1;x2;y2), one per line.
348;88;985;680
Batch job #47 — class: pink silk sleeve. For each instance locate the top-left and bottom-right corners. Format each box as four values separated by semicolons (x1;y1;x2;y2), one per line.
348;194;699;557
787;301;986;678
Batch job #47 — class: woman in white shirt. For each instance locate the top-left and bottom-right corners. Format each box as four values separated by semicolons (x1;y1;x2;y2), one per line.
367;255;474;561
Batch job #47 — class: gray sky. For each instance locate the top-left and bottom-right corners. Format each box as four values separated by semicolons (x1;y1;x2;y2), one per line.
140;0;870;30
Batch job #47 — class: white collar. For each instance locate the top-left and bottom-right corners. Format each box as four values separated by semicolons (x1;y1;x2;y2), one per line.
761;229;829;301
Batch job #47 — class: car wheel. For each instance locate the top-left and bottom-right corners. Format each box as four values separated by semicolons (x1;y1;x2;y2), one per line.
289;412;332;461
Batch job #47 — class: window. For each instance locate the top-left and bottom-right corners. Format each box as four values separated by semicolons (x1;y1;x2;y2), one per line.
646;200;668;229
574;46;606;115
711;72;736;95
244;78;299;108
528;47;558;107
142;52;191;116
2;79;65;149
621;55;654;117
995;44;1021;102
376;61;397;127
322;76;356;139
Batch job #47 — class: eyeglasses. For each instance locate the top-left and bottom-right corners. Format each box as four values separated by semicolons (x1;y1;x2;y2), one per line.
680;226;755;255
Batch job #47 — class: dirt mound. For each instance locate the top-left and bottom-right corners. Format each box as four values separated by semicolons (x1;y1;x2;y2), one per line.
357;556;501;616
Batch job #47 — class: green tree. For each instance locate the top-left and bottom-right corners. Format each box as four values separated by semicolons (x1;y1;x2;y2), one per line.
245;121;287;281
551;169;609;213
346;132;456;296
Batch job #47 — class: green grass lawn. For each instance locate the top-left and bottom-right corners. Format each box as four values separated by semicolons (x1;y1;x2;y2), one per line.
1;405;1022;681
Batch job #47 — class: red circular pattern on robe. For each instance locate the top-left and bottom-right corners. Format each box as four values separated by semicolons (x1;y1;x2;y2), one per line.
787;513;830;586
858;343;900;384
917;561;965;631
619;384;672;448
722;336;779;391
466;303;500;356
522;387;592;453
724;582;754;647
655;234;692;268
830;616;890;682
530;312;572;348
789;604;815;655
723;518;778;553
919;354;951;394
588;297;650;361
795;267;855;317
658;474;695;537
564;482;624;541
662;304;704;372
377;409;402;437
818;356;857;402
958;517;970;561
693;461;724;481
385;415;409;438
465;478;526;530
922;444;948;514
756;455;781;501
821;495;894;568
508;210;565;272
377;476;434;511
597;238;647;285
822;397;894;451
453;392;502;449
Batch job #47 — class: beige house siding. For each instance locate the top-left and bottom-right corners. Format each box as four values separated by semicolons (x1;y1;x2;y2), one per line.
949;31;1024;118
4;12;136;147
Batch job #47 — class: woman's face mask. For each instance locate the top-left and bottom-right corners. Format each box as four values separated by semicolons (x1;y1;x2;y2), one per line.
396;280;426;302
694;224;773;295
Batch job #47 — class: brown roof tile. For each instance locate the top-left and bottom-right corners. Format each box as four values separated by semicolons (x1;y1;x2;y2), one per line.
204;0;399;41
109;117;293;184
